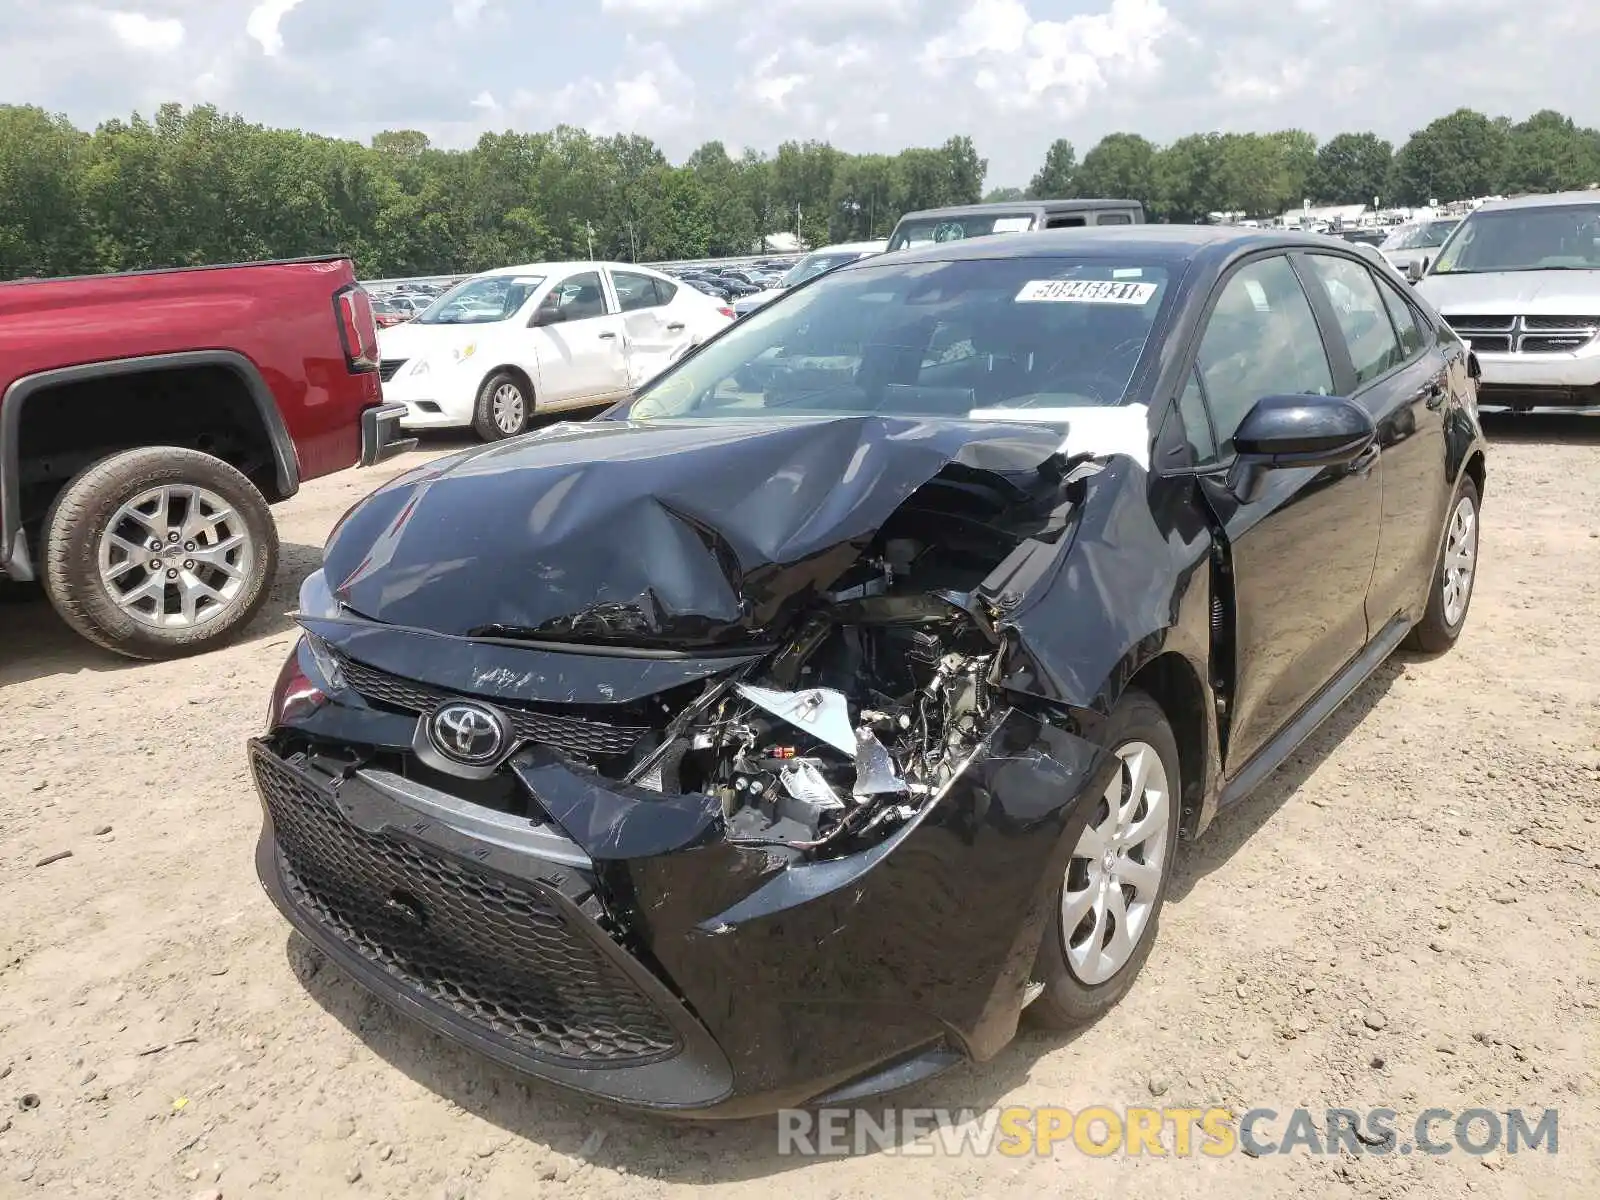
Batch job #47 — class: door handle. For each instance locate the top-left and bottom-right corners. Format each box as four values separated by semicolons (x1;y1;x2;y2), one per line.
1348;444;1380;476
1418;377;1447;410
598;331;617;339
666;322;686;332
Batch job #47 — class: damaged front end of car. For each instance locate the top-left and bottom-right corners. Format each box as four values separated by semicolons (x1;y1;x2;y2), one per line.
250;414;1148;1116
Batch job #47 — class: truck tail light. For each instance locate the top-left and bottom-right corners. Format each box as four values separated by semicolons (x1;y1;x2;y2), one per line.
334;285;381;373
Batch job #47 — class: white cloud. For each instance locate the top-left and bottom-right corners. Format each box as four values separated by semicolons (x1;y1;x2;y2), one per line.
598;0;730;27
923;0;1176;115
245;0;305;57
470;90;497;110
106;10;184;53
451;0;488;27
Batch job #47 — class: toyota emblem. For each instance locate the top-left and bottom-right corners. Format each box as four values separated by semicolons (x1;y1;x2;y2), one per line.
427;701;506;765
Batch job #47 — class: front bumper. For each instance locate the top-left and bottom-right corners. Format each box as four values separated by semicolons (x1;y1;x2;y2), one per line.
359;402;417;467
250;638;1109;1116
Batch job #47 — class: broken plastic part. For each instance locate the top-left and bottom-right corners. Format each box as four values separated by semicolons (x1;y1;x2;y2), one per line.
852;729;908;799
780;760;846;811
735;684;857;756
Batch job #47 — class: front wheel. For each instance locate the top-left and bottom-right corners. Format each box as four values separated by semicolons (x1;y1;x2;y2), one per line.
1029;689;1182;1029
1404;475;1480;653
41;446;279;660
472;371;532;441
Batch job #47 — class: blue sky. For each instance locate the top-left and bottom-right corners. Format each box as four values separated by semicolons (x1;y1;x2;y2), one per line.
3;0;1598;187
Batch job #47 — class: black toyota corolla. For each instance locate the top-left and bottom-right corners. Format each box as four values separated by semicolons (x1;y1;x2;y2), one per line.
252;227;1487;1117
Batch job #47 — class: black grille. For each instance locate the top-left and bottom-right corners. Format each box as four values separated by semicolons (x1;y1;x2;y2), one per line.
1522;315;1599;331
1443;314;1514;332
1460;334;1513;353
1521;334;1593;353
254;748;681;1064
378;358;407;382
335;653;648;758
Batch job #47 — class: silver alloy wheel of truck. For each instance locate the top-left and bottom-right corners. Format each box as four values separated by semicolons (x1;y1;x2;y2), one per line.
41;445;279;659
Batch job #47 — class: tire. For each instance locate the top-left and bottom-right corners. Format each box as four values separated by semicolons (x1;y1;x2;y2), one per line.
41;446;279;660
1029;688;1183;1030
1403;474;1480;653
471;370;532;441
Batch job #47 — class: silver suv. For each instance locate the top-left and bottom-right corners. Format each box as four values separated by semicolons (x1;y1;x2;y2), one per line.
1416;191;1600;410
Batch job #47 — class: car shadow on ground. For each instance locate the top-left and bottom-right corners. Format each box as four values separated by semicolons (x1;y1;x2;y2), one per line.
1166;655;1405;903
0;541;324;688
287;933;1084;1179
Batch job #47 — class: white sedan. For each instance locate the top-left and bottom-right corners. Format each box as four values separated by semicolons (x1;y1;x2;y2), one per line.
377;262;735;440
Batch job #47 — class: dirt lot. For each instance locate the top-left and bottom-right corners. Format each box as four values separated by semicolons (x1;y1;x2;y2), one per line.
2;416;1598;1200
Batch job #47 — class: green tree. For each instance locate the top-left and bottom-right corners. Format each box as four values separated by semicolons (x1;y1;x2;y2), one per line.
1310;132;1393;205
983;186;1025;203
1154;132;1225;222
1074;133;1158;206
1027;138;1077;199
0;106;94;276
1389;109;1509;204
1502;110;1600;195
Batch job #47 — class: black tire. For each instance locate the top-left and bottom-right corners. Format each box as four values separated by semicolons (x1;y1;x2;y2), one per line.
1404;474;1480;654
1029;688;1183;1030
41;446;278;660
471;370;532;441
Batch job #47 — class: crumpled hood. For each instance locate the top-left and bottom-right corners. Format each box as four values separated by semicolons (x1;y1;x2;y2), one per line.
322;415;1064;645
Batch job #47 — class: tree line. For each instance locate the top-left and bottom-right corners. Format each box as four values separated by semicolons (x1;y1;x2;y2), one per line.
1;102;1597;283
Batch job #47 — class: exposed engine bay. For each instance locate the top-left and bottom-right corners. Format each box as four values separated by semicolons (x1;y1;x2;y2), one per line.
622;514;1020;854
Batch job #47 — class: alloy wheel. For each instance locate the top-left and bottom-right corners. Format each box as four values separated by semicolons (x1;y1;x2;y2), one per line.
1441;492;1478;628
97;484;254;629
1061;741;1172;986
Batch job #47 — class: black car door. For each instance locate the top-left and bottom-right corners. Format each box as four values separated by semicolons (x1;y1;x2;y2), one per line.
1297;252;1451;633
1185;253;1384;771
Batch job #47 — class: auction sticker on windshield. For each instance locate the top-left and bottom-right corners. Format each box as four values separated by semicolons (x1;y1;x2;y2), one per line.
1016;279;1157;305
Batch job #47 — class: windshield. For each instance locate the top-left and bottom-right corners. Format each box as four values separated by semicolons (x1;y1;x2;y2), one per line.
782;252;870;288
1431;204;1600;274
417;275;546;324
625;256;1171;422
1383;220;1459;251
888;212;1036;252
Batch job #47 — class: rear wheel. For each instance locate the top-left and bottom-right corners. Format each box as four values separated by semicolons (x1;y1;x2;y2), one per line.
1404;475;1480;653
471;371;531;441
1029;689;1182;1029
41;446;278;659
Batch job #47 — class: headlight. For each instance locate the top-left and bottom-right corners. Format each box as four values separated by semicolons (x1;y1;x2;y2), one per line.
452;343;477;365
296;568;341;619
409;359;431;377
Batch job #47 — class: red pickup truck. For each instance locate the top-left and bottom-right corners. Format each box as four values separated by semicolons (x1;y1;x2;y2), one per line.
0;255;411;659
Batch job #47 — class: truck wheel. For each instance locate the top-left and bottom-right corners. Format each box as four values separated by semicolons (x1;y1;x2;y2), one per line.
41;446;279;660
471;371;532;441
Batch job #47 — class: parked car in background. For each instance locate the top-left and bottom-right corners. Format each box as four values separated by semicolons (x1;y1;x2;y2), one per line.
1417;191;1600;410
377;261;734;440
885;198;1145;252
372;298;411;328
0;255;408;659
255;225;1484;1118
732;240;888;317
1379;218;1460;276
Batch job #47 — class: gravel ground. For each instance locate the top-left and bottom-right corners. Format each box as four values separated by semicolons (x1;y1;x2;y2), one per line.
2;415;1597;1199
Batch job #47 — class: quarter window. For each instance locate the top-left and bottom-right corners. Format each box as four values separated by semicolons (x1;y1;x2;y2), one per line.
1304;254;1404;386
1374;274;1427;360
613;270;664;313
1195;256;1335;455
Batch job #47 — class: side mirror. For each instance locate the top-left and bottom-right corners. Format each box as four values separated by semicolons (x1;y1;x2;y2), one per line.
531;304;562;328
1405;259;1426;283
1227;394;1376;502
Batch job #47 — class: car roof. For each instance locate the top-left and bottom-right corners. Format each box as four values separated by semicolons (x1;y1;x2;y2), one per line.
866;224;1332;268
898;199;1142;221
1474;190;1600;213
477;261;669;278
